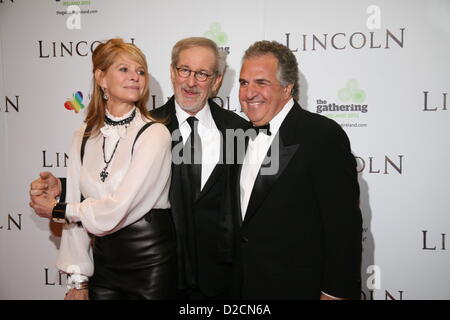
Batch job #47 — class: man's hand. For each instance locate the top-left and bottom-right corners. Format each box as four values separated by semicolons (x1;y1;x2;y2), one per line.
29;172;61;198
64;289;89;300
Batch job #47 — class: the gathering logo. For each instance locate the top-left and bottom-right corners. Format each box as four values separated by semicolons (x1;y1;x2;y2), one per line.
55;0;99;30
204;22;230;55
64;91;85;113
338;79;366;104
316;79;369;128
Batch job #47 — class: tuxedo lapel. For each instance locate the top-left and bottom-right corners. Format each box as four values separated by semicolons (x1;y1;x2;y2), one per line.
243;136;299;225
242;104;301;225
163;98;179;134
198;163;224;201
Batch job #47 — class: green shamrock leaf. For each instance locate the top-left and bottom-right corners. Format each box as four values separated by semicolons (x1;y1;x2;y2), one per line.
204;22;228;46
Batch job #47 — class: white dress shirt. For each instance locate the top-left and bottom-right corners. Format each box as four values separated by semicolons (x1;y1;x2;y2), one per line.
57;108;172;277
240;99;294;219
175;101;221;190
239;99;339;299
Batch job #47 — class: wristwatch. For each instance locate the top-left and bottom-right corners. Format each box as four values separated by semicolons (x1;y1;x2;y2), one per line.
52;202;68;224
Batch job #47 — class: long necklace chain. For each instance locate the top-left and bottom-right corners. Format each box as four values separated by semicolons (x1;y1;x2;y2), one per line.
100;108;136;182
100;137;120;182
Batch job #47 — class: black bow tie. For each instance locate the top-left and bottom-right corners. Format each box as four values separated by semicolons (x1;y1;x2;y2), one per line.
249;122;271;139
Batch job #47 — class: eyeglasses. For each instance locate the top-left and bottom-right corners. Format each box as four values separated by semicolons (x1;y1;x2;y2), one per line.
175;67;216;82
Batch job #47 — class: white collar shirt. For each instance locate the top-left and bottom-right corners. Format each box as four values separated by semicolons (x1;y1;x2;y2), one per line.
240;98;294;219
175;101;221;190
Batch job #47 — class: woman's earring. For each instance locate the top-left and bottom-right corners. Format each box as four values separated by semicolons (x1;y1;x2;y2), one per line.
103;88;109;101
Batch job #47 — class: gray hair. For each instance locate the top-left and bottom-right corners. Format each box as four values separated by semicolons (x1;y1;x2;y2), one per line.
242;40;299;100
171;37;227;76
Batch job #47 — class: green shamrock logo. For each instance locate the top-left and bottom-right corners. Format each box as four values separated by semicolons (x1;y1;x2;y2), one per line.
204;22;228;46
338;79;366;103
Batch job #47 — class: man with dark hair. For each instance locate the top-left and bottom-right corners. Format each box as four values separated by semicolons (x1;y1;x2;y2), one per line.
236;40;362;299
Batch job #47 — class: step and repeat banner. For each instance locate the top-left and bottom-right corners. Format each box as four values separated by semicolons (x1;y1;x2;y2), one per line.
0;0;449;300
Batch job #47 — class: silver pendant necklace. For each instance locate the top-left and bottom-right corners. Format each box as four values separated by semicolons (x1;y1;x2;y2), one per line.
100;108;136;182
100;137;120;182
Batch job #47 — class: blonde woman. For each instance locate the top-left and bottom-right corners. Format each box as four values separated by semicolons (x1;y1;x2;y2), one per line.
30;38;177;300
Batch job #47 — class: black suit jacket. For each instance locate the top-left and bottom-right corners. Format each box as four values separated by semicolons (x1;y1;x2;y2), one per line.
236;101;362;299
151;96;248;297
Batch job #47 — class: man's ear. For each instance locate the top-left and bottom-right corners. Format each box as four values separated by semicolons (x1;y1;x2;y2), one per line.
211;74;224;97
169;65;176;84
284;83;294;99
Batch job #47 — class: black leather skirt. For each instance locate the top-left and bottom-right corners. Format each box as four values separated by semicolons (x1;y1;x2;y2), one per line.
89;208;177;300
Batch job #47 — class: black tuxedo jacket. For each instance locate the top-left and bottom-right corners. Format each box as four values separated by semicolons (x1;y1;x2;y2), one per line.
235;101;362;299
151;96;248;297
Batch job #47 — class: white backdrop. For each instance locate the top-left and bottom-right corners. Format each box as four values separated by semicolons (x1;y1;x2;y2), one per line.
0;0;449;300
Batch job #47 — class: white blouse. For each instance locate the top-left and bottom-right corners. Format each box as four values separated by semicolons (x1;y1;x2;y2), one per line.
56;108;172;277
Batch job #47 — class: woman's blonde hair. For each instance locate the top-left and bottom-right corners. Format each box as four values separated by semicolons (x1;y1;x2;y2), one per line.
85;38;152;135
